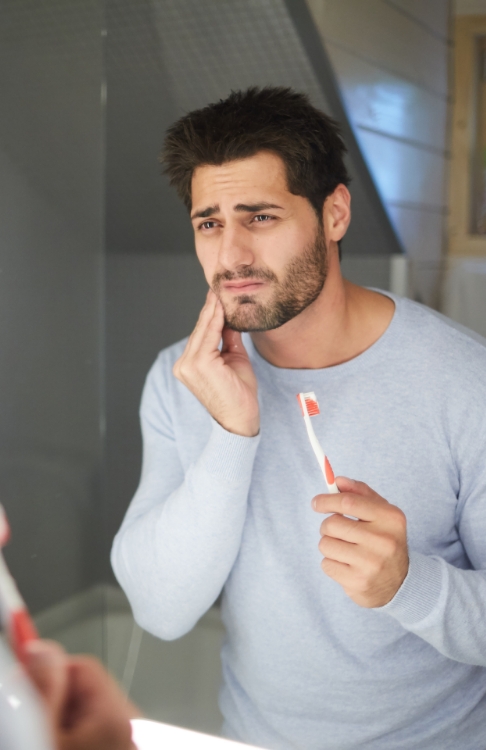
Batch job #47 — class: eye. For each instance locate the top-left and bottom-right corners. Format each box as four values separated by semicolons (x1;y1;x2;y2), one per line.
199;220;219;230
253;214;273;223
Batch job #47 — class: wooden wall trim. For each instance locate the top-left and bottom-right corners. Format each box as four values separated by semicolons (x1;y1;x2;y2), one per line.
449;15;486;256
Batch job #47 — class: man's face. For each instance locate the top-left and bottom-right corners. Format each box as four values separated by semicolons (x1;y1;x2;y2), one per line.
190;151;329;332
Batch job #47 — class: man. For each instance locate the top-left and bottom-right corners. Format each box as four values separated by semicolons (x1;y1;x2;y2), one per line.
111;87;486;749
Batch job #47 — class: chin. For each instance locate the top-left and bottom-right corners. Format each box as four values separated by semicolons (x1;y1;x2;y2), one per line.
223;307;261;333
224;321;270;333
223;305;286;333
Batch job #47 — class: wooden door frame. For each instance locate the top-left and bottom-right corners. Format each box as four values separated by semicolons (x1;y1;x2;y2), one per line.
449;15;486;256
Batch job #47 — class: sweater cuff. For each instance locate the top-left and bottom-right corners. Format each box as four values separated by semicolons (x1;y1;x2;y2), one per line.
202;418;260;484
376;551;445;627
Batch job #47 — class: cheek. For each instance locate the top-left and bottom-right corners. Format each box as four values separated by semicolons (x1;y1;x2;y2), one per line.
262;228;311;270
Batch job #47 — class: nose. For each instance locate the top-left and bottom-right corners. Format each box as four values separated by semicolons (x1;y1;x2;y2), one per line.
218;221;255;273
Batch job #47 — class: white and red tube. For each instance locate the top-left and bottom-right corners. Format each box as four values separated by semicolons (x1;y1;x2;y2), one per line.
0;504;38;662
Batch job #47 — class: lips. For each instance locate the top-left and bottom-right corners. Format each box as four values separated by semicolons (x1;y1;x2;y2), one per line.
223;281;265;293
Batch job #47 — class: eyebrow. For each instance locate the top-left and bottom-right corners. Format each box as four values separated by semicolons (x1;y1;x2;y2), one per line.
190;202;284;220
191;205;219;219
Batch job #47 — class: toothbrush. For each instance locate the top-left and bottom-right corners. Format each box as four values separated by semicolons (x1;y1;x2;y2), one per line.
296;391;339;494
0;504;38;662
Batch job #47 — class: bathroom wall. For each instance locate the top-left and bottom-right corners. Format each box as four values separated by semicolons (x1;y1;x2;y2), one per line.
0;1;104;612
307;0;451;304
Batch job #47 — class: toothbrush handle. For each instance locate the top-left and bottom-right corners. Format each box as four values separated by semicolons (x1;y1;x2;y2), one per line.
0;553;38;662
322;456;339;494
10;609;38;662
302;404;340;494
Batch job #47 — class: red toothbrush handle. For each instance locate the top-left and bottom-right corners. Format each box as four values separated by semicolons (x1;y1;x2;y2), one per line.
10;609;38;662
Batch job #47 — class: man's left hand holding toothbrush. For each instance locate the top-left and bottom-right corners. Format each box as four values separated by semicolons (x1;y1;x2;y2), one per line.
313;477;409;608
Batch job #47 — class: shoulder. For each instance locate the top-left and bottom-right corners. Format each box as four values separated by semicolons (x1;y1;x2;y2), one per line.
140;337;190;411
397;295;486;349
392;294;486;387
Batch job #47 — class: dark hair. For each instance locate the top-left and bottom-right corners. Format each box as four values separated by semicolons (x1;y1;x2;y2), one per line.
160;86;350;218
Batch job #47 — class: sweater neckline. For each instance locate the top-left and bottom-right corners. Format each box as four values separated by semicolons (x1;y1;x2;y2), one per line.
244;290;401;382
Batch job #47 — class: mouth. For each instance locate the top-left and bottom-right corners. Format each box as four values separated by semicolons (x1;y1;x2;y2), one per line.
222;281;266;294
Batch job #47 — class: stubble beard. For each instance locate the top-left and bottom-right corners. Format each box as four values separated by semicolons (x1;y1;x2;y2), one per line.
212;225;329;333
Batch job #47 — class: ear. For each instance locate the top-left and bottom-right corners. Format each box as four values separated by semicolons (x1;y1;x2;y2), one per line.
322;184;351;243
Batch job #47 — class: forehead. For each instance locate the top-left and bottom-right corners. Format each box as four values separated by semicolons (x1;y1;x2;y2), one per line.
191;151;290;207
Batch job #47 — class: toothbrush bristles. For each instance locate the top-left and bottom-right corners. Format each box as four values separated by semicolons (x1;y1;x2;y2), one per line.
300;391;320;417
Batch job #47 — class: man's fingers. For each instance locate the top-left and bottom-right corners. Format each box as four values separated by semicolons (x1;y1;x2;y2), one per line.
24;640;68;724
188;294;224;356
184;290;219;355
312;477;389;521
319;534;360;566
174;294;225;383
59;658;135;750
313;492;383;522
221;327;243;354
175;297;214;373
319;513;361;542
196;296;225;353
335;476;372;496
321;557;354;588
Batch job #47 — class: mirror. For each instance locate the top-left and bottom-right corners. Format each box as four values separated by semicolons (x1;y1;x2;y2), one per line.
1;1;468;748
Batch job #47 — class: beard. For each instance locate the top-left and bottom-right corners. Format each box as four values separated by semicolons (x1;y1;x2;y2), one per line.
212;225;329;332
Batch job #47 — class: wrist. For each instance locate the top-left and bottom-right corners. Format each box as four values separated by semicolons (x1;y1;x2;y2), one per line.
217;417;260;437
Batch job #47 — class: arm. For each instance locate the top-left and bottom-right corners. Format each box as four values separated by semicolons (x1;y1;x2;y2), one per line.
378;454;486;666
112;291;260;640
377;550;486;666
111;400;259;640
314;475;486;667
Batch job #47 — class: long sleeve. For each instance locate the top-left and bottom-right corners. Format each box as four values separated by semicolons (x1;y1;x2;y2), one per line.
111;357;260;640
378;390;486;667
378;552;486;666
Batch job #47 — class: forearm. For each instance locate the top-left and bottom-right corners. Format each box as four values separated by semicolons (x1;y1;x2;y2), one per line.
111;422;259;640
378;551;486;666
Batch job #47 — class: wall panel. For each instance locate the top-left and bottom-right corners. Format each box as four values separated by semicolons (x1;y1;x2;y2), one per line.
386;0;450;39
356;129;446;207
307;0;449;95
326;42;448;150
387;205;445;261
307;0;450;305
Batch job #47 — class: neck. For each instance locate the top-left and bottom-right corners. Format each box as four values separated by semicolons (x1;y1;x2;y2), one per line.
250;256;395;369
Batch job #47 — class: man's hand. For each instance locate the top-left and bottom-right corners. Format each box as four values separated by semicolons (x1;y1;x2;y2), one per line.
25;640;139;750
173;289;259;437
313;477;409;608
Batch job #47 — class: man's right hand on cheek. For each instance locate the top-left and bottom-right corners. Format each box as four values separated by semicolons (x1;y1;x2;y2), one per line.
173;289;260;437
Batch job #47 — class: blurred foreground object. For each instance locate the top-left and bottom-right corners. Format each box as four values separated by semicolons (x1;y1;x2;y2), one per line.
131;719;265;750
0;634;53;750
0;504;39;662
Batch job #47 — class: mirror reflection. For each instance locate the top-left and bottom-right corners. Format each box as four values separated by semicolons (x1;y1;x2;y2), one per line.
1;2;486;749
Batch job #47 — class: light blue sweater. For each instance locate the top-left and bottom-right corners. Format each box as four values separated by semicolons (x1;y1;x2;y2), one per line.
112;294;486;749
